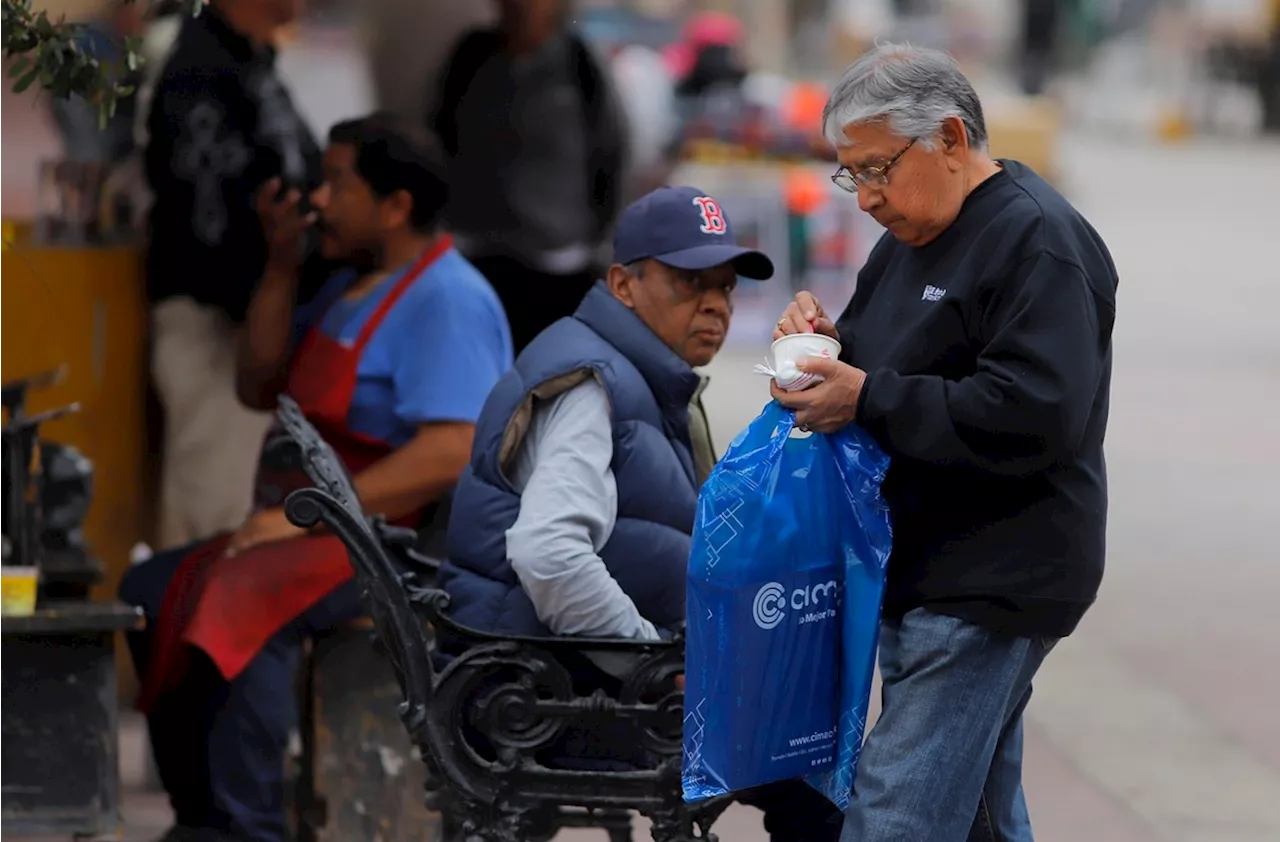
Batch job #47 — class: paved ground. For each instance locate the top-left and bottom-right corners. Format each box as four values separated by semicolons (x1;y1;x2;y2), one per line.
105;132;1280;841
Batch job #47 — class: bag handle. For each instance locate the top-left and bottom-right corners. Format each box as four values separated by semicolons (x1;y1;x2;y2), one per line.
716;400;799;486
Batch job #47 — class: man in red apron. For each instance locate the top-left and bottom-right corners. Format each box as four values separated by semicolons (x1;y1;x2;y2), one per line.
119;114;513;842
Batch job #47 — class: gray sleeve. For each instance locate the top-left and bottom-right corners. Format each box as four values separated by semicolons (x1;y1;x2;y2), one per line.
506;378;661;650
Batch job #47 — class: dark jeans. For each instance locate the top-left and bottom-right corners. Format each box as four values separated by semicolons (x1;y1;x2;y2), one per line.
119;543;363;842
469;254;596;355
740;779;844;842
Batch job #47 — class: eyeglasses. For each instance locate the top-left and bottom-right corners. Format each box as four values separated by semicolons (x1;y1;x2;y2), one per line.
667;266;738;298
830;138;917;194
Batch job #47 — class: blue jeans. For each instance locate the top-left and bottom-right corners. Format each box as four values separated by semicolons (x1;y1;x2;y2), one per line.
120;543;364;842
841;608;1056;842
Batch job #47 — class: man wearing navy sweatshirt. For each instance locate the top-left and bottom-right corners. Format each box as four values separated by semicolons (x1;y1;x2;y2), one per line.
773;45;1118;842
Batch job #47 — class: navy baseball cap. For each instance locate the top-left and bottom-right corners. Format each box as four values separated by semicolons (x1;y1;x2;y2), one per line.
613;186;774;280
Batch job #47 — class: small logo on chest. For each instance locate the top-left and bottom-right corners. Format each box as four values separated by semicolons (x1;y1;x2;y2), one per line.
921;285;946;302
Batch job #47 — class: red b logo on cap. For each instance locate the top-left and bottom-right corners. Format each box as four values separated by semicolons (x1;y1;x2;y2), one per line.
692;196;727;235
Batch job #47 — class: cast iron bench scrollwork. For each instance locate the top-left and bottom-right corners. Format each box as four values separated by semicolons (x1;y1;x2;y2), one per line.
275;396;732;842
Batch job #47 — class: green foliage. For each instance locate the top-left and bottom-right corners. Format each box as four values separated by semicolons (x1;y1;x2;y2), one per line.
2;0;203;126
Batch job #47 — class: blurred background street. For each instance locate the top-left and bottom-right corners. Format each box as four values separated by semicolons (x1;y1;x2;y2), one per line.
5;1;1280;841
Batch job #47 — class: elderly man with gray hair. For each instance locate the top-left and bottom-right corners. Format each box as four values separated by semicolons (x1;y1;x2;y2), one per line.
772;45;1118;841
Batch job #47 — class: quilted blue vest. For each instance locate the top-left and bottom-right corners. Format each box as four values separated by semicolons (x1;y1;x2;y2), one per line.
437;282;702;636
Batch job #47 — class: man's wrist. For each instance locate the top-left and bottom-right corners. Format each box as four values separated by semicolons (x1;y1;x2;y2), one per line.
262;261;300;288
854;368;875;424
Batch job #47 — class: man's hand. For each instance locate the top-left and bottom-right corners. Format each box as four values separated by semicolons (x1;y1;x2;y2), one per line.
256;177;314;272
770;356;868;433
225;507;307;557
773;291;840;341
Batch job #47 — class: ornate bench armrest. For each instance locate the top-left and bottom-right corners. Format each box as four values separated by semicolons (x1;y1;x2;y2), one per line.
372;517;441;576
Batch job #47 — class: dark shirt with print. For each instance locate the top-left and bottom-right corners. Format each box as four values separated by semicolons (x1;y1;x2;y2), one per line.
144;6;325;322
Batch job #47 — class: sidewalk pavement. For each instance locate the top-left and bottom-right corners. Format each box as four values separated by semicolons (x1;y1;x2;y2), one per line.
113;704;1158;842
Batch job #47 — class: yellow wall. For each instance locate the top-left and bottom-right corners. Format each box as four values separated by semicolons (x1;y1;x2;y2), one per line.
33;0;107;14
1;240;154;601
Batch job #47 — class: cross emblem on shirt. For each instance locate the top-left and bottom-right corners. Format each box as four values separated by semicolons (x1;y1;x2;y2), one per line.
174;100;250;246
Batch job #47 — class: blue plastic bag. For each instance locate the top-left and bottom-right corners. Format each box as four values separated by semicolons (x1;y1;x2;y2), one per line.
681;401;892;810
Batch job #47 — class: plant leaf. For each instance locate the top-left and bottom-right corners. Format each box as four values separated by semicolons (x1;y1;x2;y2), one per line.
13;66;40;94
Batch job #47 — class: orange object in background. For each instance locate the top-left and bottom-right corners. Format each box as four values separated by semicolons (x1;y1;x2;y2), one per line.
785;82;829;135
784;166;829;217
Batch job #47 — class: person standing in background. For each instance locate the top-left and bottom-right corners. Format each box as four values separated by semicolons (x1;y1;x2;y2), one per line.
666;11;749;144
783;166;828;297
362;0;490;123
432;0;627;354
1262;0;1280;133
145;0;325;549
1018;0;1061;96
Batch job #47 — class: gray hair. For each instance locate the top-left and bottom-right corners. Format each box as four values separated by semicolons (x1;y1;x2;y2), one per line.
624;260;646;278
822;43;988;151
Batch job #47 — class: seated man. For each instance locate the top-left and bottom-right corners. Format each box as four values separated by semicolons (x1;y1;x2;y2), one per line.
438;186;844;842
119;114;512;842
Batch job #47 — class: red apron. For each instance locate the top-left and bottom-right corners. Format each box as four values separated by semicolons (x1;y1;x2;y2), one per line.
138;238;452;713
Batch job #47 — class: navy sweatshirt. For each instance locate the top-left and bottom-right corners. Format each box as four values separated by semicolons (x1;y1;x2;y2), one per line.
837;160;1118;639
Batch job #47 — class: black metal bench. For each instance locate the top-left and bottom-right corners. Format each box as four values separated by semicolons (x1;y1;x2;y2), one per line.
274;396;732;842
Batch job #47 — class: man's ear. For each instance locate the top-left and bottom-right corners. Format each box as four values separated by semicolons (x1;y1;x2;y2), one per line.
940;116;969;156
383;188;415;230
606;263;637;309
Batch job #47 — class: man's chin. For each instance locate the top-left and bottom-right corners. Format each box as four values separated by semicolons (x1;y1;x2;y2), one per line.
684;338;724;368
884;220;940;247
317;239;346;262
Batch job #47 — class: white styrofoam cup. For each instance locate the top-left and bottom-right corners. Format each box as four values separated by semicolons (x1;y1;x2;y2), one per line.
769;332;842;392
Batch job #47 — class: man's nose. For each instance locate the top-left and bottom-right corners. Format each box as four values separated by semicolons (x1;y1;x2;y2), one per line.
701;287;733;317
857;186;883;214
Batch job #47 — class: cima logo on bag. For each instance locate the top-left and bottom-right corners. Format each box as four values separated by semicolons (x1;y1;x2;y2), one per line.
752;581;840;630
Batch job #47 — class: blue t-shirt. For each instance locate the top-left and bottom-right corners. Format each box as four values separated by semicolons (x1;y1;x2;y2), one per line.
293;248;513;448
